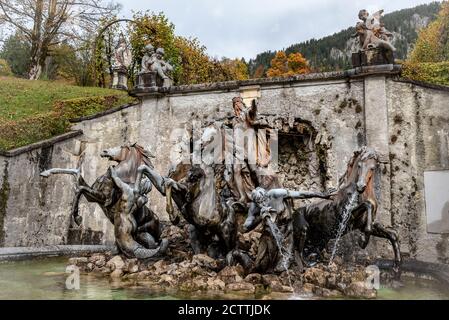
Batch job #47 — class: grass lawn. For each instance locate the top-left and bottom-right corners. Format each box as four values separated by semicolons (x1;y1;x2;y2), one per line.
0;76;134;121
0;76;137;151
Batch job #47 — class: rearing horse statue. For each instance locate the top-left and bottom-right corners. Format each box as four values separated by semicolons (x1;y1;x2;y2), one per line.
293;147;401;273
135;125;240;258
40;143;168;259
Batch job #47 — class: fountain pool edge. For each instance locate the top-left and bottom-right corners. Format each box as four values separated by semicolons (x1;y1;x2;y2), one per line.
0;245;117;261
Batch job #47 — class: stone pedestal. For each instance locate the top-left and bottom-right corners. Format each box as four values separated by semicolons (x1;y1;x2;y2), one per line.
111;67;129;90
136;71;173;89
136;72;163;89
352;48;394;68
136;71;172;89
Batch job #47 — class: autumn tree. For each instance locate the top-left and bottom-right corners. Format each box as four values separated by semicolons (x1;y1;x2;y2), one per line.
0;0;121;80
403;1;449;85
129;11;181;82
266;51;288;77
288;52;311;74
267;51;310;77
253;64;265;78
408;1;449;63
173;36;212;84
220;58;249;81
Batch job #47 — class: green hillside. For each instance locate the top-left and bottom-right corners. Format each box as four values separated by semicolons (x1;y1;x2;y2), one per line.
0;76;136;151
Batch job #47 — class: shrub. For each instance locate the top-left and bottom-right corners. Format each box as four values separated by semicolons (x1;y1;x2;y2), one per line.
402;61;449;86
0;59;13;76
0;95;136;151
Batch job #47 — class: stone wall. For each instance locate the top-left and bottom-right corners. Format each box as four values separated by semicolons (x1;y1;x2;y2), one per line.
0;70;448;264
387;80;449;263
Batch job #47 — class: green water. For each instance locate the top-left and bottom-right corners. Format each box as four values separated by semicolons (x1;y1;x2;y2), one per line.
0;257;448;300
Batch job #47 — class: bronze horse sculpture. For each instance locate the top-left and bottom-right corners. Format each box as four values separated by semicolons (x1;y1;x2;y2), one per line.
135;125;242;259
292;147;401;272
40;143;168;259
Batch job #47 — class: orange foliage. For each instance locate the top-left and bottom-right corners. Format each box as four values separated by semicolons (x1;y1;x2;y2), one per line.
267;51;310;77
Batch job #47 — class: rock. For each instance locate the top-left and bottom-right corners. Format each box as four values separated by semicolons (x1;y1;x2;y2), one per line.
158;274;177;287
191;276;208;291
303;267;327;287
288;154;297;165
95;256;106;268
191;266;210;277
226;282;255;294
106;256;125;271
123;273;139;280
327;262;338;273
86;263;94;272
125;259;139;273
207;278;226;291
137;271;152;280
322;288;342;298
261;274;280;286
272;285;294;293
152;260;167;275
302;283;315;293
326;274;338;289
333;256;344;266
179;276;208;291
68;257;88;266
344;281;376;299
261;274;292;292
110;269;123;279
218;266;244;284
244;273;262;284
192;254;218;270
89;253;105;264
166;263;179;276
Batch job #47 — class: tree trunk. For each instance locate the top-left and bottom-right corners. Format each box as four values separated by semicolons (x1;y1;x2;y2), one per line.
28;0;44;79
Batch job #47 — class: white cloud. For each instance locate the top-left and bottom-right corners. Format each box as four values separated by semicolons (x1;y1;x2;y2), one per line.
118;0;438;59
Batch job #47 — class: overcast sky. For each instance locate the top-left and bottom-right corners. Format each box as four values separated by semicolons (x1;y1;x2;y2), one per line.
118;0;437;60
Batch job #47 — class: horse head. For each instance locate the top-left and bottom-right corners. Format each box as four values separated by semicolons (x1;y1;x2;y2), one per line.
355;147;379;194
101;143;155;183
100;145;128;162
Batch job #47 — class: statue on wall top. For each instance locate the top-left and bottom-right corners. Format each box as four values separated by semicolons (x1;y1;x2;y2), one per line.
355;9;395;52
152;48;174;87
140;44;156;73
138;44;174;88
352;9;396;66
111;35;132;90
112;35;132;70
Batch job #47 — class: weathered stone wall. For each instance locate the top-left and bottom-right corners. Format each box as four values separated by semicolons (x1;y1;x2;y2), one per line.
0;72;448;265
387;80;449;263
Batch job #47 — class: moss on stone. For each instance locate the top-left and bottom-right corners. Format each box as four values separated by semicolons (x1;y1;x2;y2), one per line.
0;161;10;246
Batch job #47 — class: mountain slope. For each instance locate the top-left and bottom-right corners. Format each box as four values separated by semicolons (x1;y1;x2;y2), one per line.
248;2;442;76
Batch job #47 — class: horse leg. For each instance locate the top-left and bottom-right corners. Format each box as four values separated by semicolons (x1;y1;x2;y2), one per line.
371;222;402;274
293;210;308;271
227;249;254;274
188;224;203;254
220;200;237;252
136;165;166;195
364;202;374;234
72;186;106;226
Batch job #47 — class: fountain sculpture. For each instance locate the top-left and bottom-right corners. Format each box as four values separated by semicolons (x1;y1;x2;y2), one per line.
39;24;404;296
40;97;401;281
